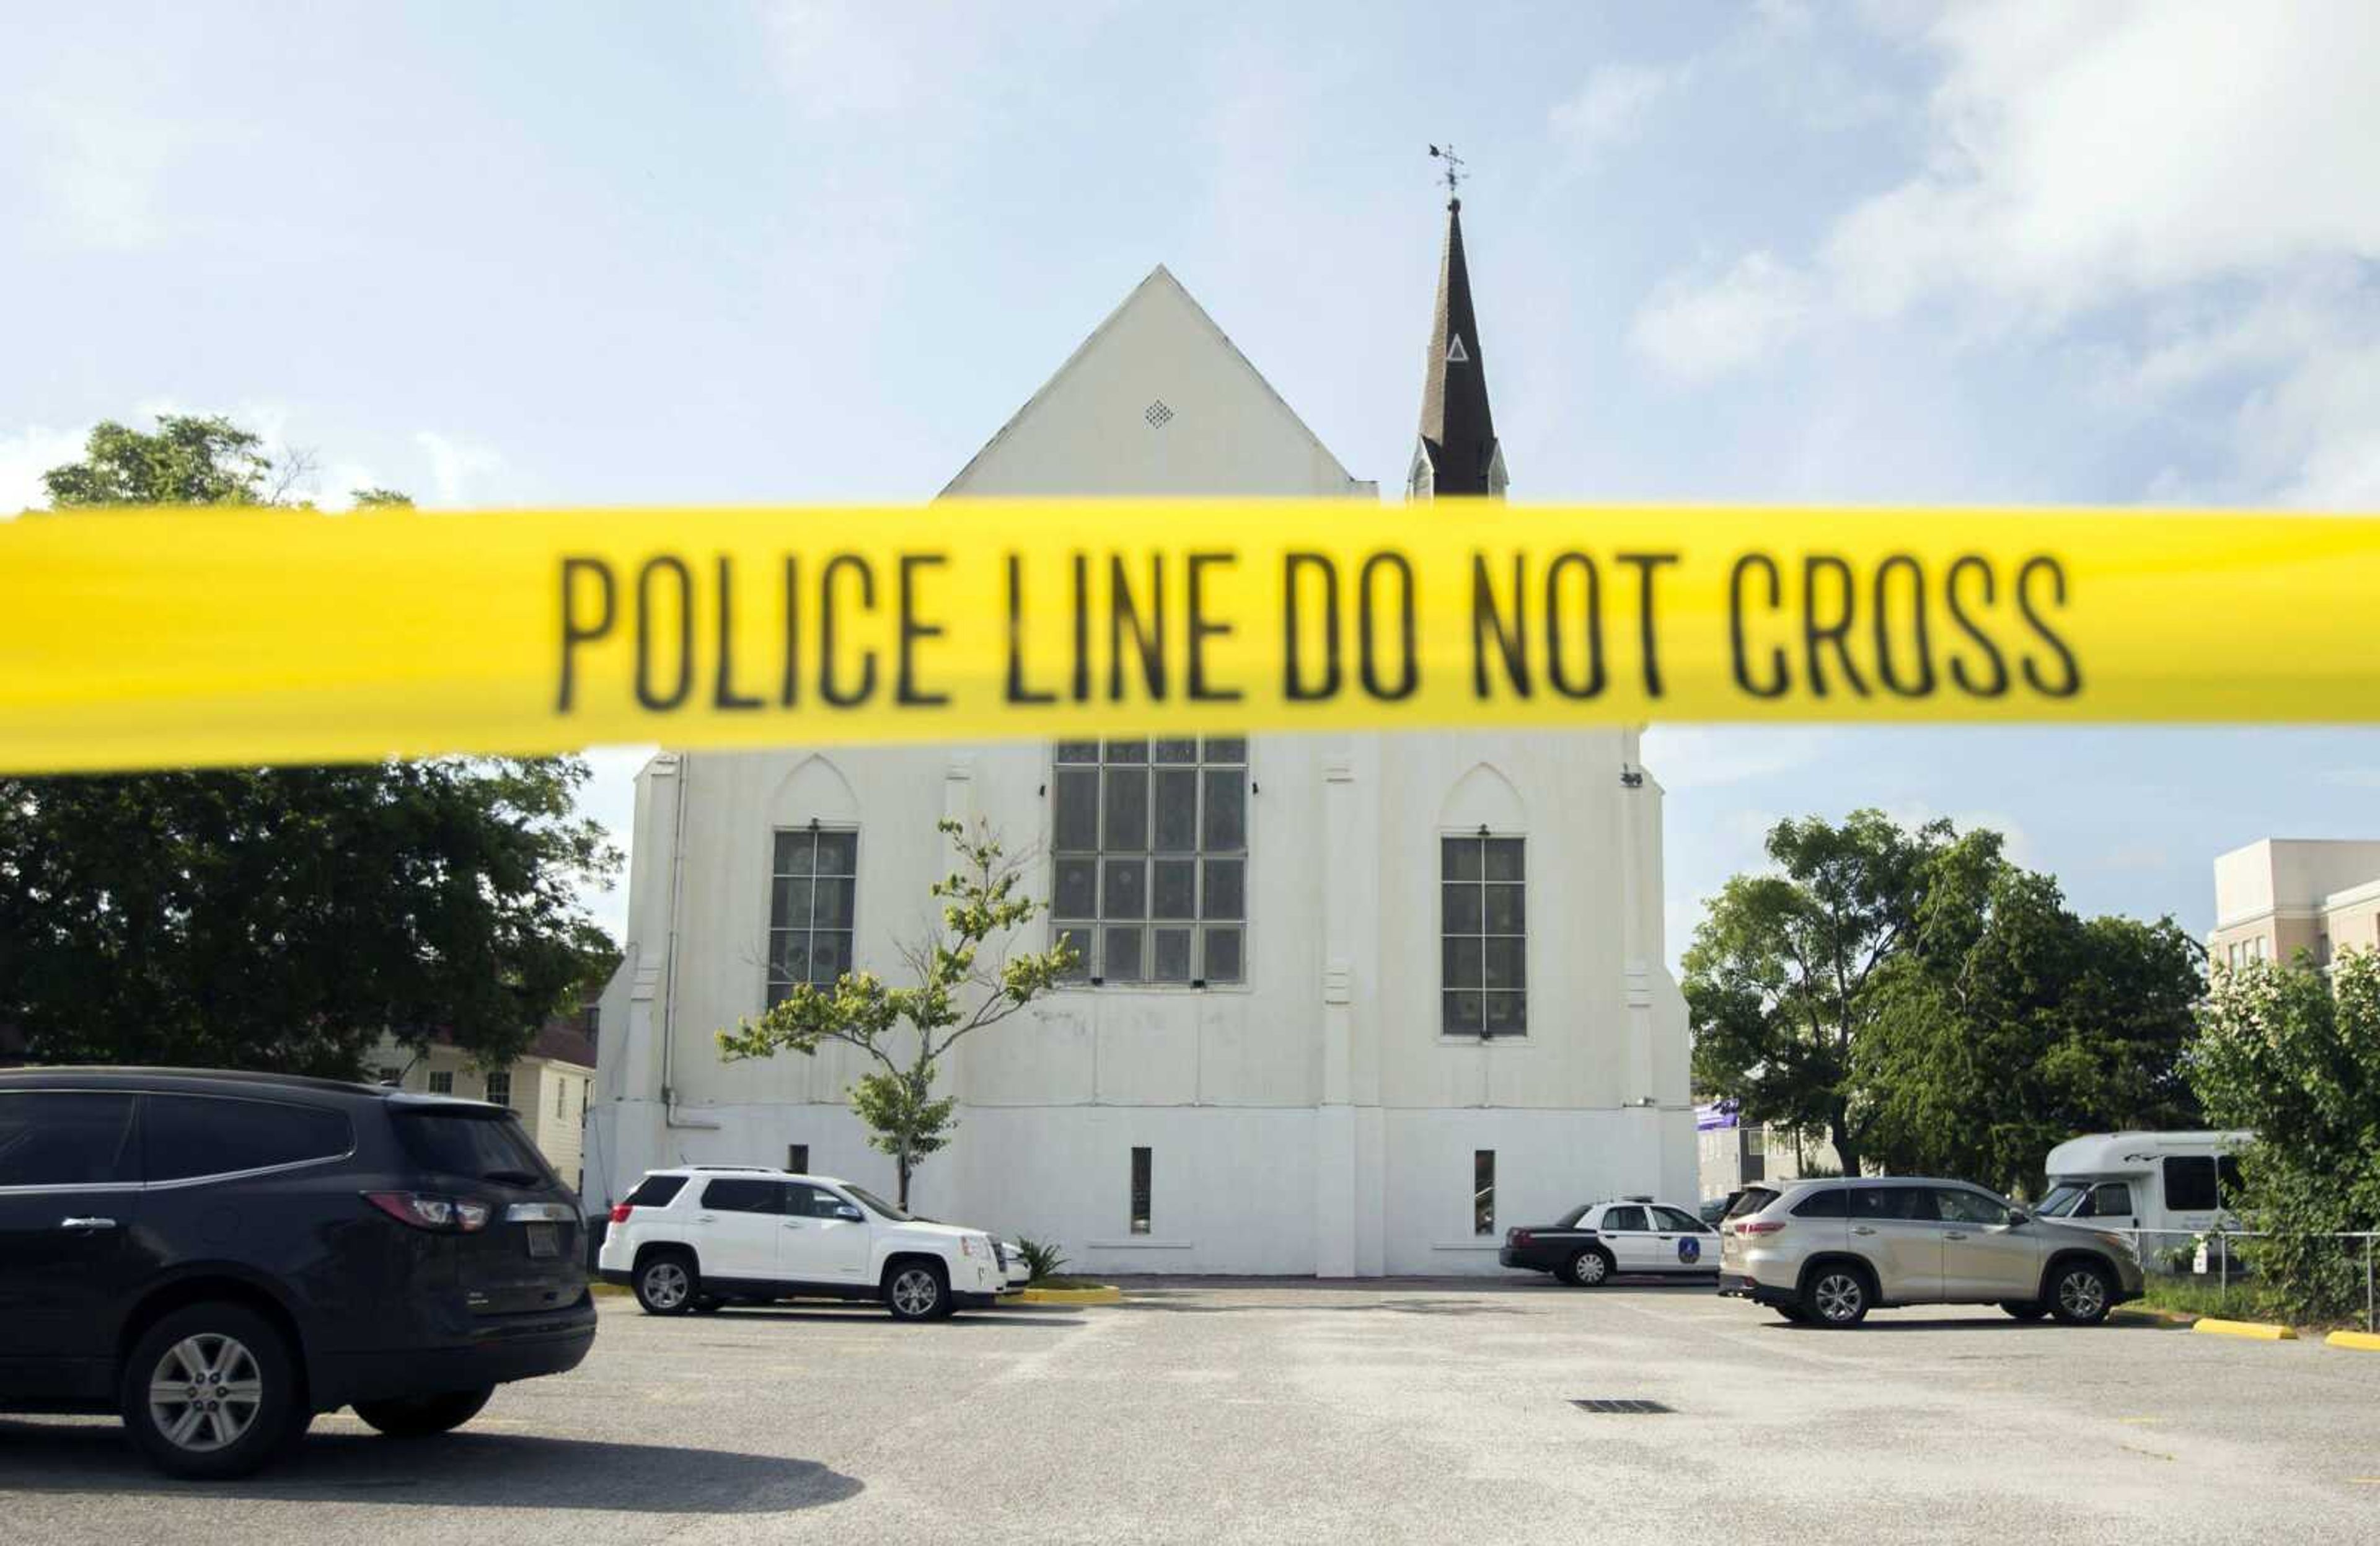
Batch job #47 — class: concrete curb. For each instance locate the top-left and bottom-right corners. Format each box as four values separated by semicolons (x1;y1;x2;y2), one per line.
1015;1285;1122;1305
2192;1317;2296;1341
2324;1330;2380;1352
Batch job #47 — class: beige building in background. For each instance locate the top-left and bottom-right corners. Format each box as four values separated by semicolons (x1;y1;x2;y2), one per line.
2208;838;2380;971
1696;1106;1845;1202
368;1019;599;1191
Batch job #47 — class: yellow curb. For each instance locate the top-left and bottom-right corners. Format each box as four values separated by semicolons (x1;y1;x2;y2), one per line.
1015;1286;1122;1305
2324;1330;2380;1352
2192;1317;2296;1341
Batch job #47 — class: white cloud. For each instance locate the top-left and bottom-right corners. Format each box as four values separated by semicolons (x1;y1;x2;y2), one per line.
1629;251;1813;382
1822;1;2380;319
1549;61;1689;164
0;423;91;514
1626;1;2380;507
413;431;506;507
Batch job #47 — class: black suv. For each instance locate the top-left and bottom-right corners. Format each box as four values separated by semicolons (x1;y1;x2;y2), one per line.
0;1067;596;1477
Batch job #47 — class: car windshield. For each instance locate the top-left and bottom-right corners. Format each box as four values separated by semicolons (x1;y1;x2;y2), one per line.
392;1106;560;1189
844;1183;912;1222
2035;1183;2087;1217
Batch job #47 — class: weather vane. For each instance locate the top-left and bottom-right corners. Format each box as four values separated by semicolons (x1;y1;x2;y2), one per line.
1427;143;1466;199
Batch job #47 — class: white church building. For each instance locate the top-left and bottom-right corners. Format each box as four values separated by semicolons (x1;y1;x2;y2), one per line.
586;197;1695;1276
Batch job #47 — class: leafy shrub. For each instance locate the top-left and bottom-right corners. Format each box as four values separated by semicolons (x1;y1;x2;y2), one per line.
2190;950;2380;1323
1013;1236;1068;1283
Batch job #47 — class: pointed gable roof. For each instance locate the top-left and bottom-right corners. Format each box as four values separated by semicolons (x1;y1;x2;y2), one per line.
941;265;1373;499
1414;200;1502;498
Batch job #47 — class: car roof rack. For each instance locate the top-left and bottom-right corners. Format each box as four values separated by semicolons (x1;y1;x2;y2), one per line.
682;1164;777;1172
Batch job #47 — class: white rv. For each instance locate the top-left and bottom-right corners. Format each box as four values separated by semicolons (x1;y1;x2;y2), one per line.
2038;1131;2253;1263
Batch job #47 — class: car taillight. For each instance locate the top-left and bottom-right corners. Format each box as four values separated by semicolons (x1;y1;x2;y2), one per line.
609;1203;633;1225
364;1191;493;1232
1736;1219;1785;1235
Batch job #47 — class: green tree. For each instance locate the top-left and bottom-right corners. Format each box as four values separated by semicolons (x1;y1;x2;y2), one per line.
717;820;1073;1208
0;416;620;1077
2190;950;2380;1322
1690;810;2205;1192
1858;865;2204;1195
38;415;278;508
1685;810;1975;1175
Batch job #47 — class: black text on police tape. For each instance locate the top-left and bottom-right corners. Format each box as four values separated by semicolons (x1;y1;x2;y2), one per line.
552;547;2078;713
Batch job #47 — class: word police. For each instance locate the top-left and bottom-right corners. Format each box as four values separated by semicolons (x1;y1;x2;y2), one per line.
553;547;2079;713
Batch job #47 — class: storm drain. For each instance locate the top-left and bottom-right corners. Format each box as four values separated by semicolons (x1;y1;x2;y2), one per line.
1570;1398;1672;1415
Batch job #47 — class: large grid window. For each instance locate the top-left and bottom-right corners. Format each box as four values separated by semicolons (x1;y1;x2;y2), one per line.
769;828;858;1006
1052;738;1246;985
1442;834;1526;1036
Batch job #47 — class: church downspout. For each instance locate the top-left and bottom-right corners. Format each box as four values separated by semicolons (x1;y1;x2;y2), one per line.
661;751;719;1131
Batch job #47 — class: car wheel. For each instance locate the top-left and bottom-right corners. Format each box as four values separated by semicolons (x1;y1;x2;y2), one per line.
635;1252;698;1315
120;1302;305;1480
352;1387;493;1438
1805;1266;1871;1327
884;1261;948;1321
2048;1261;2113;1326
2000;1301;2049;1322
1565;1247;1615;1288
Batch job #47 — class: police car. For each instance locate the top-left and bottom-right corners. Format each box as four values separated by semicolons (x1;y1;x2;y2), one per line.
1498;1196;1721;1286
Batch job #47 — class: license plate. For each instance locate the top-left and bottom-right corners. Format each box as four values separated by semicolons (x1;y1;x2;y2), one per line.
526;1222;559;1258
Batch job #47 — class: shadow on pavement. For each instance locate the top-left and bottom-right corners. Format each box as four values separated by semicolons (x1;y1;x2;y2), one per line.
1121;1294;1528;1317
0;1421;863;1513
700;1305;1085;1328
1757;1314;2185;1333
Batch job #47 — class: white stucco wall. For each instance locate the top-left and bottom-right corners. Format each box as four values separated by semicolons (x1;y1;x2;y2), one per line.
587;262;1693;1276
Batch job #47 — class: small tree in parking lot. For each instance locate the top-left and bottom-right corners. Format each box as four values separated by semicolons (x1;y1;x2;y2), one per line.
715;819;1073;1208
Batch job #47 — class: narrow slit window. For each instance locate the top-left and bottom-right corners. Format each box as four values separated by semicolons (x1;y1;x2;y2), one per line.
1474;1149;1496;1236
1130;1146;1152;1235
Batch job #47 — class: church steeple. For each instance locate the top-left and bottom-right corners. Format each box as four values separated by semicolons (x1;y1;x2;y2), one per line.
1409;159;1505;501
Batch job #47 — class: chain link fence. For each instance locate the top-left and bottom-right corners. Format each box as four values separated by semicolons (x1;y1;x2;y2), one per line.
2103;1226;2377;1333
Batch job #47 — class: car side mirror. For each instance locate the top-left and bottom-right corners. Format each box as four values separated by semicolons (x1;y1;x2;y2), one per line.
834;1204;864;1222
2007;1212;2029;1227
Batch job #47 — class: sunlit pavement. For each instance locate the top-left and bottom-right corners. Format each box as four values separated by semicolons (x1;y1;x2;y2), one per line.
2;1281;2374;1544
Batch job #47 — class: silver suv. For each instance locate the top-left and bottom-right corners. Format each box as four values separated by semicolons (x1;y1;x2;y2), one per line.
1717;1177;2143;1328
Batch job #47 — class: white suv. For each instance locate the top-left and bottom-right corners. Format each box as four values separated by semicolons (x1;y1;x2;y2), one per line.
597;1167;1006;1320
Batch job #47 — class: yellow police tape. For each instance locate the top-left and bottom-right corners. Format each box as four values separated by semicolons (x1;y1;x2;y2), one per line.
1;498;2374;772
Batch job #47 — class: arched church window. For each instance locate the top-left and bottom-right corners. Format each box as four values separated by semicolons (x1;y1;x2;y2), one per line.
1050;738;1246;985
768;827;858;1006
1442;833;1526;1036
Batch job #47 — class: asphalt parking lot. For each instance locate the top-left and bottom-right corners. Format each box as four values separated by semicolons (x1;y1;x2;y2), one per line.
2;1278;2375;1544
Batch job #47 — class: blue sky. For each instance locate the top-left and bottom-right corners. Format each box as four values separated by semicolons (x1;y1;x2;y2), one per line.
8;2;2380;961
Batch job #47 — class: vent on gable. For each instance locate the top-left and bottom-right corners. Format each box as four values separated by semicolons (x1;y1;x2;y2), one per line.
1446;333;1470;364
1144;399;1175;428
